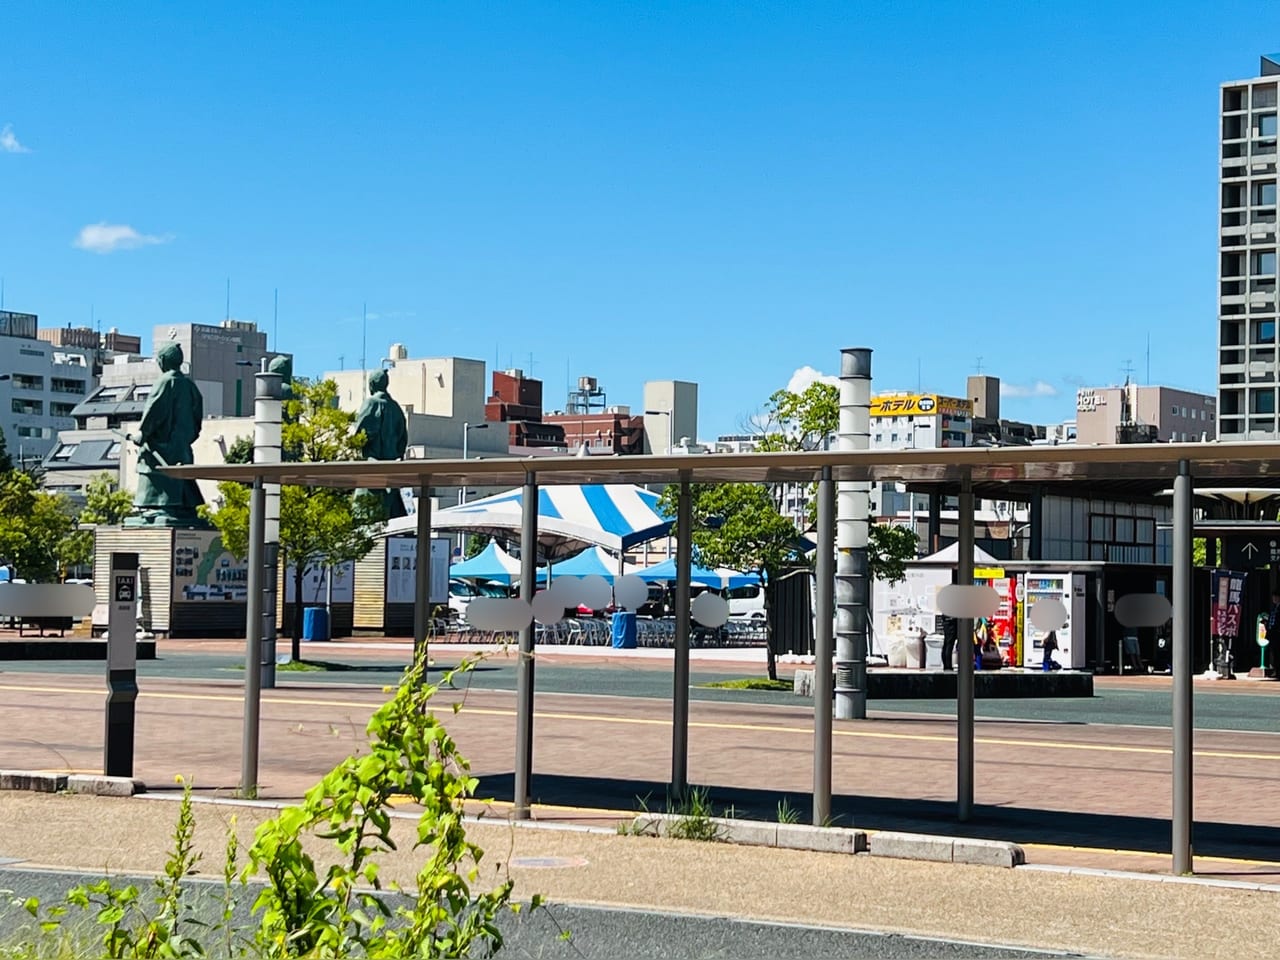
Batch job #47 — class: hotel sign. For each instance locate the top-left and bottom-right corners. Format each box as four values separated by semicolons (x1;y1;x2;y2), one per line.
871;394;972;418
1076;389;1105;413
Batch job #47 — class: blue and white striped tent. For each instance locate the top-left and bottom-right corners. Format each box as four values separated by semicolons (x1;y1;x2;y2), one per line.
387;483;673;560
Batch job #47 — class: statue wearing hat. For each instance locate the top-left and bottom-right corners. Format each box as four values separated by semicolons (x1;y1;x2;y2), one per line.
126;342;209;527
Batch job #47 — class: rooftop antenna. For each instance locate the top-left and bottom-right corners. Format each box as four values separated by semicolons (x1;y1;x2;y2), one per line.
974;355;984;374
1121;359;1134;385
338;355;345;371
273;288;278;351
225;278;231;322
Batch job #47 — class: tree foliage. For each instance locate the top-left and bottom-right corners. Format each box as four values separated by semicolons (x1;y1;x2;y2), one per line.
869;523;919;585
202;379;385;652
0;471;81;581
756;382;839;451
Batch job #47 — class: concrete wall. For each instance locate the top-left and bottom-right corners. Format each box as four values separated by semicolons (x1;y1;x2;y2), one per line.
642;380;698;453
0;337;94;461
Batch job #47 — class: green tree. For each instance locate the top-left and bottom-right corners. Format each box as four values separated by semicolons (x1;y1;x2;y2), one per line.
658;482;799;680
0;471;81;581
202;379;385;659
57;473;138;577
756;381;839;452
465;534;492;559
0;424;15;474
869;523;919;586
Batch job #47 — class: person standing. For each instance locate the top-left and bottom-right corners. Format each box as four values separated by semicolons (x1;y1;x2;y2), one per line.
940;614;958;671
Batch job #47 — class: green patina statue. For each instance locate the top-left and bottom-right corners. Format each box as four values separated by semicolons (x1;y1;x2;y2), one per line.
125;342;209;527
354;368;409;519
267;354;294;404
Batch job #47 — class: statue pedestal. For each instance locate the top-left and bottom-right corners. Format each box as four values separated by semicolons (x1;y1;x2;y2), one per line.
123;509;210;529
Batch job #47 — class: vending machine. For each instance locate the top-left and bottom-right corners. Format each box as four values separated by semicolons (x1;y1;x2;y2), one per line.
1021;572;1088;669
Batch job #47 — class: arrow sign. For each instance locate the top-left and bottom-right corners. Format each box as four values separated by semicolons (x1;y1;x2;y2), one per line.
1223;535;1279;569
1243;542;1260;559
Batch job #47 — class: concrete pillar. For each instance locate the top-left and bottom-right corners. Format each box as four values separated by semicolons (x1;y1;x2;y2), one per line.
836;347;872;720
813;466;835;825
514;471;538;819
671;475;692;801
957;470;975;822
1172;461;1194;874
1028;486;1044;562
253;369;282;684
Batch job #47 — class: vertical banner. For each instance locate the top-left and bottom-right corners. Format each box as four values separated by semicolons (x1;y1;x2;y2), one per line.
1211;569;1246;641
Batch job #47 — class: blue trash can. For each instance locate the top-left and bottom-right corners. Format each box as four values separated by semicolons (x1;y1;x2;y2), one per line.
302;607;330;642
611;611;637;649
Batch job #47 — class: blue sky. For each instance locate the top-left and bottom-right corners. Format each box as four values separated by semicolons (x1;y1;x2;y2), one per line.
0;2;1274;436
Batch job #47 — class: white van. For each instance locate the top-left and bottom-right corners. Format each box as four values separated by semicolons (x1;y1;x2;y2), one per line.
726;582;765;621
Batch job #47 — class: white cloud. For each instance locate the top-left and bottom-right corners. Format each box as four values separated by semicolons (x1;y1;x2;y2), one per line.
1000;380;1058;399
785;365;839;394
1;124;29;153
73;222;173;254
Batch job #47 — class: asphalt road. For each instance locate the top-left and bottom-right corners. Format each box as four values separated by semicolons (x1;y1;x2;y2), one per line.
0;867;1092;959
3;646;1276;733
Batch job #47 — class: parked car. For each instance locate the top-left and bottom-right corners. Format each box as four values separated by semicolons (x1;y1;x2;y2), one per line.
726;582;765;620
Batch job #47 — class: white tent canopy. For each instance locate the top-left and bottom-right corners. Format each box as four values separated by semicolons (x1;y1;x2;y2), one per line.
918;542;1000;565
388;483;673;560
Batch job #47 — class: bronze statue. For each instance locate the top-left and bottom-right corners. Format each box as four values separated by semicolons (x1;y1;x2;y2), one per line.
267;354;294;404
126;342;208;527
354;368;409;518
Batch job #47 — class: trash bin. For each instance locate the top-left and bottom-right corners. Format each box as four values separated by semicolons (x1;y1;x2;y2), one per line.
611;611;637;649
302;606;330;642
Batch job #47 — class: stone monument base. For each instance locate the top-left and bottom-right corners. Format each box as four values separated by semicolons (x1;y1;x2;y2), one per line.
123;509;210;529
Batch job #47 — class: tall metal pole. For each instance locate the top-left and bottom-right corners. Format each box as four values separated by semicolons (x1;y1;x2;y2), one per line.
240;477;266;799
412;481;432;672
1172;460;1194;874
671;475;692;802
514;471;538;819
836;347;872;720
957;469;975;821
813;466;835;824
254;366;282;677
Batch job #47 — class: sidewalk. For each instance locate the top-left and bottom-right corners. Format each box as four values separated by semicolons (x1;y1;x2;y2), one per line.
0;791;1275;960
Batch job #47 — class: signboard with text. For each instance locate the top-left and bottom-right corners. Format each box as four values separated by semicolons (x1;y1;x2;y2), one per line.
1211;569;1247;640
386;537;451;605
870;394;972;418
172;530;248;603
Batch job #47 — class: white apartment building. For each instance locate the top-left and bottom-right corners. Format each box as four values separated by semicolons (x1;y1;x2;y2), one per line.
0;311;94;462
1219;55;1280;438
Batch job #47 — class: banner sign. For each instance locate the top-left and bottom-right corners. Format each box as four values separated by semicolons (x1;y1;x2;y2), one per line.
871;394;972;418
1211;569;1247;639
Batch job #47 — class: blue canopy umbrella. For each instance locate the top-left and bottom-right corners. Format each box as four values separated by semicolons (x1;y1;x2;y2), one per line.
636;558;760;590
448;541;522;585
535;546;636;584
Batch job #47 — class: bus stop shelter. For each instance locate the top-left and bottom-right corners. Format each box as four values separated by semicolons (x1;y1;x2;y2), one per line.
167;439;1280;876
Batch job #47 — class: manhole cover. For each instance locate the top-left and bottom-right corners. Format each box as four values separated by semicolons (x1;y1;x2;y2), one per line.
509;856;588;869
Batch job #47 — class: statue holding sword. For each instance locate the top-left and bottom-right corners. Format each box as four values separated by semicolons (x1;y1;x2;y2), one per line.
126;341;208;526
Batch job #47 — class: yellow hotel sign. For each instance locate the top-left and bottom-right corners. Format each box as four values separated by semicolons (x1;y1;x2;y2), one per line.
871;394;972;417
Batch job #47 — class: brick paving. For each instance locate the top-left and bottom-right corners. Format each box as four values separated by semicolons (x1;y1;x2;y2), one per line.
0;643;1277;881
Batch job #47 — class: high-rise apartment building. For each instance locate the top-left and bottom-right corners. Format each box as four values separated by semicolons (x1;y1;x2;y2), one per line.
1219;55;1280;438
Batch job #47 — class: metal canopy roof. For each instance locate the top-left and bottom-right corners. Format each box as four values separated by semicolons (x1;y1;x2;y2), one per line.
162;440;1280;494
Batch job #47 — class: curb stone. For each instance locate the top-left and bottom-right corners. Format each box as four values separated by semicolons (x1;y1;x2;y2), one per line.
631;814;1020;867
0;770;144;797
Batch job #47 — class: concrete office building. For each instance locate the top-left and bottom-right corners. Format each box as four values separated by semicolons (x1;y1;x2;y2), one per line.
1219;55;1280;438
100;320;279;418
0;310;94;463
1074;383;1216;445
325;345;507;459
641;380;697;455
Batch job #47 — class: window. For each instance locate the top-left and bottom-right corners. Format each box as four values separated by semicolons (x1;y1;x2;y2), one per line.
51;444;77;461
1171;405;1178;415
1260;114;1279;137
1255;182;1277;205
1181;407;1188;418
1252;389;1276;414
12;374;42;391
11;398;42;415
15;426;45;439
51;378;85;394
50;402;75;418
1254;252;1277;275
105;441;121;461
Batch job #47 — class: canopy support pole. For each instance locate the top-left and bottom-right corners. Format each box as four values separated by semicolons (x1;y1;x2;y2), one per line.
671;474;692;802
514;470;538;819
240;475;265;799
957;469;975;822
813;466;835;825
412;479;431;673
1172;460;1194;874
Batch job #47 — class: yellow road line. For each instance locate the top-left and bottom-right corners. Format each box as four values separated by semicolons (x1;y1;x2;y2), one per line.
2;682;1278;763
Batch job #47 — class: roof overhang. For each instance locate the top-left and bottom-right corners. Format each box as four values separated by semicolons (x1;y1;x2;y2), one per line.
161;441;1280;495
